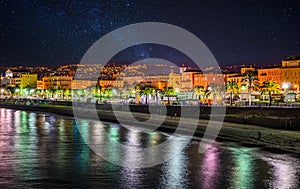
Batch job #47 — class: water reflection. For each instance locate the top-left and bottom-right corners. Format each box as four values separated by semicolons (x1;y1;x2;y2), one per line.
160;137;189;188
0;109;15;187
0;108;299;188
201;144;220;189
229;147;256;189
262;153;300;189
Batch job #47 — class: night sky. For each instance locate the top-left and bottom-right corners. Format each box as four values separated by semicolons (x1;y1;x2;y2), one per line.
1;0;300;67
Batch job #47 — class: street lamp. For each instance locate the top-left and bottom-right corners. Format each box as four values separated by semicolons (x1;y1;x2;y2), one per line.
282;83;288;92
241;85;247;91
294;85;299;91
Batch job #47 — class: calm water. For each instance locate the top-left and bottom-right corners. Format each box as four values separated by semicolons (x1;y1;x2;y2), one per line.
0;108;299;189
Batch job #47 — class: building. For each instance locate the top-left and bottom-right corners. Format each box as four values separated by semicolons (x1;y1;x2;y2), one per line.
257;67;281;86
42;76;73;90
37;80;44;90
99;79;124;89
20;74;37;89
241;66;256;74
168;72;181;90
9;77;21;87
193;73;208;88
180;70;200;92
282;55;300;67
122;76;143;87
281;67;300;90
194;72;225;89
5;69;28;78
0;76;10;86
5;69;13;78
71;80;97;90
281;56;300;90
225;73;244;89
139;77;167;90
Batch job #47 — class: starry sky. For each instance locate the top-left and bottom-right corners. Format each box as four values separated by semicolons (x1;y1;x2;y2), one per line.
1;0;300;67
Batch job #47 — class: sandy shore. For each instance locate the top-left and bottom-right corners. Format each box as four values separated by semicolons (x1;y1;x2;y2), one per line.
1;103;300;155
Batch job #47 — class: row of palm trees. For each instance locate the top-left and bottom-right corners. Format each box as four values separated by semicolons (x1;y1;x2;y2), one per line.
226;71;281;106
137;86;176;104
192;71;283;106
1;71;287;106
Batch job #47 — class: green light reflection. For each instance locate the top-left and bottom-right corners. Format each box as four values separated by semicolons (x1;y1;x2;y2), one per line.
229;147;255;189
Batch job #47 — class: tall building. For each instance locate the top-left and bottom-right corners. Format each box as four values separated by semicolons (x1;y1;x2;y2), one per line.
281;56;300;90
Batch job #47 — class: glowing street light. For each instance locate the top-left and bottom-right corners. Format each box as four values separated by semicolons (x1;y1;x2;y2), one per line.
241;85;247;91
282;83;289;92
294;85;299;91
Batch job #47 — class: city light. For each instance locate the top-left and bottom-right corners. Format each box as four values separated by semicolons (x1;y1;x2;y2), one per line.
0;1;299;188
241;85;247;91
282;83;289;90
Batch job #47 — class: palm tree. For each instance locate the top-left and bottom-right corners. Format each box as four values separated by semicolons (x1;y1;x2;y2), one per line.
262;81;280;106
163;86;176;104
6;86;15;97
104;88;113;100
64;89;71;100
152;88;161;104
95;83;103;101
194;86;206;102
140;87;153;104
242;71;259;106
226;81;239;106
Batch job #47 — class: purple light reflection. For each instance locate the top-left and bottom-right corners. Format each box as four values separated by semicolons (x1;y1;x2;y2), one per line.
201;143;220;189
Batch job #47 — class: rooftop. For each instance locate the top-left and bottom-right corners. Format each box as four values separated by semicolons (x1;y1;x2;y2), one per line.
283;55;300;61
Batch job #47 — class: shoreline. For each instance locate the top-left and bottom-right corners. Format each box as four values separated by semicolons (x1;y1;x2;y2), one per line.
0;103;299;155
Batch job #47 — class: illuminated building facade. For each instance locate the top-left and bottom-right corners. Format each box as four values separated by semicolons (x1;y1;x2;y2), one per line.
281;56;300;90
20;74;38;89
71;80;97;90
168;72;181;90
257;67;282;86
42;76;73;90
